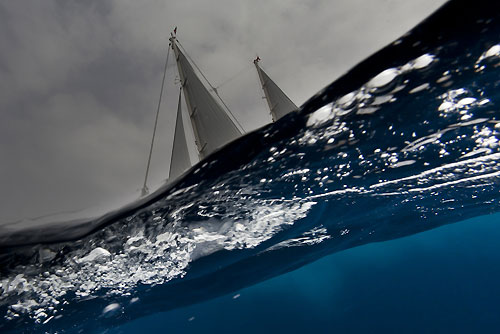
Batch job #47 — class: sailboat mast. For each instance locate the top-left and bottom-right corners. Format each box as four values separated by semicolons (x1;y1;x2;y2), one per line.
253;57;277;122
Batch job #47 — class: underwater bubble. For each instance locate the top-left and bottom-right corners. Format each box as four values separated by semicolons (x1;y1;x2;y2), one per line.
478;44;500;62
484;44;500;57
390;160;416;168
437;75;452;83
102;303;121;318
371;95;394;105
357;107;379;115
42;315;54;324
411;53;436;69
457;97;477;107
367;68;400;88
438;101;454;111
337;92;355;104
409;83;430;94
307;103;334;127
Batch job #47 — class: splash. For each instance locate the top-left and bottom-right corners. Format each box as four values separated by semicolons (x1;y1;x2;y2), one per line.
2;1;500;333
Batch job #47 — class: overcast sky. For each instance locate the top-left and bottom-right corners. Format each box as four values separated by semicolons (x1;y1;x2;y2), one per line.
0;0;447;223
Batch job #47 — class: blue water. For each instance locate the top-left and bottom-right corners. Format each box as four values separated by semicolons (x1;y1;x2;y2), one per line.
2;1;500;333
112;214;500;334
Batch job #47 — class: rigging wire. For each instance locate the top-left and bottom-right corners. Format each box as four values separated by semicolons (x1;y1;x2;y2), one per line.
176;39;246;134
141;42;171;196
213;63;252;91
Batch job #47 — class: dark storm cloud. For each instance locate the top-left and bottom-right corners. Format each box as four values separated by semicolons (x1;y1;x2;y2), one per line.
0;0;446;222
0;0;161;220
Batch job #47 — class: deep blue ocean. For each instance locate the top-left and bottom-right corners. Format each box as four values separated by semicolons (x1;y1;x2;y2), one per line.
2;1;500;333
111;213;500;333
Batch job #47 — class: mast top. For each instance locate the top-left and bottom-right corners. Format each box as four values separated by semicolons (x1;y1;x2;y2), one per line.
169;27;177;43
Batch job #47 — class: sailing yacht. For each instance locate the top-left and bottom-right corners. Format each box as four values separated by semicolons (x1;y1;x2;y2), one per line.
142;32;298;194
0;31;300;247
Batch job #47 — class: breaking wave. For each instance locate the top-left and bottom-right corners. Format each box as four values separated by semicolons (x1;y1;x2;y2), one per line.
2;1;500;333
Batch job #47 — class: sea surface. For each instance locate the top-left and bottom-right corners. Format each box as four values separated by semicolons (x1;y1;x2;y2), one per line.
2;1;500;333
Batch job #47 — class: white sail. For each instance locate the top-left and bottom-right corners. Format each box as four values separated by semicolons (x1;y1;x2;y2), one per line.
170;37;242;159
169;88;192;180
254;59;298;121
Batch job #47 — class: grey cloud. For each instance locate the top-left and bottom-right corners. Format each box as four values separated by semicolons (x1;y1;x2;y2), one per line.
0;0;446;222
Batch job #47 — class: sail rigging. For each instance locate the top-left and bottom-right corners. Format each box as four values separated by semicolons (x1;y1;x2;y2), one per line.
141;31;299;194
254;57;298;121
170;36;242;159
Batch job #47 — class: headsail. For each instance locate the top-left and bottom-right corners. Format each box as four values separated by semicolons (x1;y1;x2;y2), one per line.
254;58;298;121
169;88;192;180
170;37;242;159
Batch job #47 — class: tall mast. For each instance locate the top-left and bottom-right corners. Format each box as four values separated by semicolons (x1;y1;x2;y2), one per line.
254;56;298;122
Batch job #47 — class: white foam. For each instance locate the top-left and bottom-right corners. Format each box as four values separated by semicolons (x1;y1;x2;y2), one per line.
78;247;111;263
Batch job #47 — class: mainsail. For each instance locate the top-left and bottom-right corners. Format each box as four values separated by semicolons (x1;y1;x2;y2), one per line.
170;36;242;159
168;88;192;180
254;57;298;121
